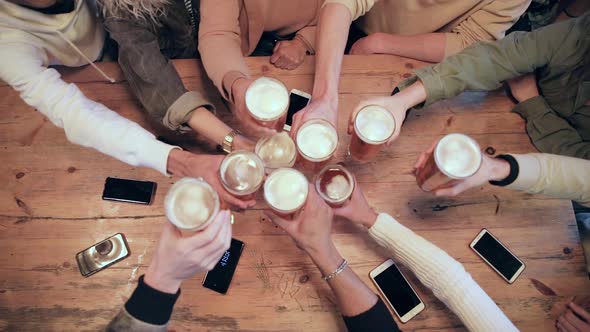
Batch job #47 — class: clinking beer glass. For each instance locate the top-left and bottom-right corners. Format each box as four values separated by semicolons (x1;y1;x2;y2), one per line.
165;177;221;234
219;150;265;201
296;118;339;171
245;77;290;131
415;133;483;192
264;168;309;218
315;164;355;207
349;105;396;162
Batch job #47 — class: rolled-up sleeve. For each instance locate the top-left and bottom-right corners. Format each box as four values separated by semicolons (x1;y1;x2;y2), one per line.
443;0;531;56
104;18;214;132
322;0;376;21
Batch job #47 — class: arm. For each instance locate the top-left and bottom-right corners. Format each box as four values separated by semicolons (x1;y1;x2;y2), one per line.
104;19;248;149
443;0;531;57
396;16;584;107
366;214;518;332
198;0;249;103
0;42;175;175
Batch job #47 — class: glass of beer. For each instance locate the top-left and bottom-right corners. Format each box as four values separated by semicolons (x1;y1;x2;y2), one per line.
415;133;482;192
255;131;297;173
264;168;309;217
245;77;290;131
315;164;355;207
349;105;396;161
165;177;220;234
219;150;265;200
296;119;339;171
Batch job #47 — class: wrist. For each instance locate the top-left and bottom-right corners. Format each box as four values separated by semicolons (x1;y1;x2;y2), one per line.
360;209;379;228
166;148;193;176
307;241;343;276
144;262;182;294
232;134;255;152
489;157;511;182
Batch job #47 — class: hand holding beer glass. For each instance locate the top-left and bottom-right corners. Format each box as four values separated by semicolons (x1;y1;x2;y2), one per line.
296;118;339;171
315;164;355;207
414;138;511;197
219;151;265;201
264;168;309;218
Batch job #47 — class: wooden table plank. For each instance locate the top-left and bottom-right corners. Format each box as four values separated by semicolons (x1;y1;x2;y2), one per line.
0;55;588;332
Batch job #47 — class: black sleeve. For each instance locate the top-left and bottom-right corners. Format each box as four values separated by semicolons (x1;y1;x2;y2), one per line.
124;275;181;325
342;298;400;332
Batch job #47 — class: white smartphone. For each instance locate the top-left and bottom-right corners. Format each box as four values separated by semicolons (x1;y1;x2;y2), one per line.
470;229;525;284
284;89;311;131
369;259;425;323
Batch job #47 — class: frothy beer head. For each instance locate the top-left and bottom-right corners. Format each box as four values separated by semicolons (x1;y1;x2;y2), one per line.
245;77;289;121
354;105;396;144
296;119;338;161
255;132;297;169
165;178;220;231
434;133;482;179
264;168;308;213
316;164;354;205
220;151;265;196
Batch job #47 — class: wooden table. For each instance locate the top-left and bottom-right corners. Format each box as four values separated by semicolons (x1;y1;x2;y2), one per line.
1;55;588;331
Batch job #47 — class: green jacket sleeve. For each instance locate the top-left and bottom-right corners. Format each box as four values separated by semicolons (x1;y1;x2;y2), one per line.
399;15;584;107
513;96;590;159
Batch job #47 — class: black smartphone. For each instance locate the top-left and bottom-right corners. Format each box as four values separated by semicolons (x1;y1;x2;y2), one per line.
284;89;311;131
102;177;157;205
76;233;130;277
202;238;245;294
470;229;525;283
370;259;425;323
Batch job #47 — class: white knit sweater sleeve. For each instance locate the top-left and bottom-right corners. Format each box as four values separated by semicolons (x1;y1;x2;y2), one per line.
368;213;518;332
0;42;175;175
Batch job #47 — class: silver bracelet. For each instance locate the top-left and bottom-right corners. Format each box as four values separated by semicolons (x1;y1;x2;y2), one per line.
322;259;348;281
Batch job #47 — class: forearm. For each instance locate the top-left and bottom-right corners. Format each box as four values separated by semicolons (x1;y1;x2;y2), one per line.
187;107;233;145
372;32;446;63
385;80;427;110
309;243;377;317
311;4;352;107
368;214;517;331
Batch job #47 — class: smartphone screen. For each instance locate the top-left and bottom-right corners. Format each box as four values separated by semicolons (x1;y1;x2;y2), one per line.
471;230;524;283
203;238;245;294
76;233;130;277
285;91;310;128
373;261;423;321
102;177;156;205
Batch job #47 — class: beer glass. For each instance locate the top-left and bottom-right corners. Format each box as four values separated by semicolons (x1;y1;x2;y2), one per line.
264;168;309;217
219;150;265;200
349;105;396;161
165;177;220;234
245;77;290;131
296;118;338;171
315;164;355;207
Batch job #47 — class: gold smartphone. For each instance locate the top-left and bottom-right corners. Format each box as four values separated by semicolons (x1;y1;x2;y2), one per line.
470;229;525;284
369;259;425;323
76;233;130;277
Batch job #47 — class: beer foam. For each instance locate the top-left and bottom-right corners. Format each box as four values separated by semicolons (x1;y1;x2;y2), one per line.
264;168;308;212
435;133;482;178
245;77;289;120
165;178;218;230
325;174;350;200
355;105;395;143
255;132;296;168
296;121;338;160
220;151;264;195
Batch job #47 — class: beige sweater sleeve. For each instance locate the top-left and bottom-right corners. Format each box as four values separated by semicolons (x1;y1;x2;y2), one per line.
198;0;250;102
322;0;376;21
507;153;590;208
443;0;531;56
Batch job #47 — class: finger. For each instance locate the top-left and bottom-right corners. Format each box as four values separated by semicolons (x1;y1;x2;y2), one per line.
569;302;590;323
190;210;229;247
385;130;400;146
204;215;233;267
565;309;590;330
263;209;292;232
221;190;250;209
559;315;582;332
556;320;567;332
348;106;360;135
276;57;288;69
434;182;467;197
270;47;281;64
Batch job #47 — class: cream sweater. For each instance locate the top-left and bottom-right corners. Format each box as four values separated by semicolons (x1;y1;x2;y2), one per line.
0;0;176;175
324;0;530;56
369;213;518;331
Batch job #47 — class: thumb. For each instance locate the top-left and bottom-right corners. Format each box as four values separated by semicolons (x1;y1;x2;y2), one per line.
264;209;292;233
270;46;281;64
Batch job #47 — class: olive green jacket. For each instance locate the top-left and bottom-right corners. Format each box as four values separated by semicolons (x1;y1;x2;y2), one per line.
400;13;590;159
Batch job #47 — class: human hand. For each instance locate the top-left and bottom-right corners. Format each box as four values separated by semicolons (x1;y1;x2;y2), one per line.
333;181;378;228
231;78;279;138
144;210;232;293
270;39;307;70
264;185;334;255
556;302;590;332
349;33;383;55
412;140;511;197
507;74;539;103
184;153;256;209
290;99;338;140
348;95;409;146
232;134;256;152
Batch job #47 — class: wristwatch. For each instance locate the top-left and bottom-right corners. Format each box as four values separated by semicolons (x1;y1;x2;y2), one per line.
222;130;238;154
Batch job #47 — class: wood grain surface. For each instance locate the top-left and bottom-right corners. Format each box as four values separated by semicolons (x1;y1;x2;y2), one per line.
0;55;588;332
